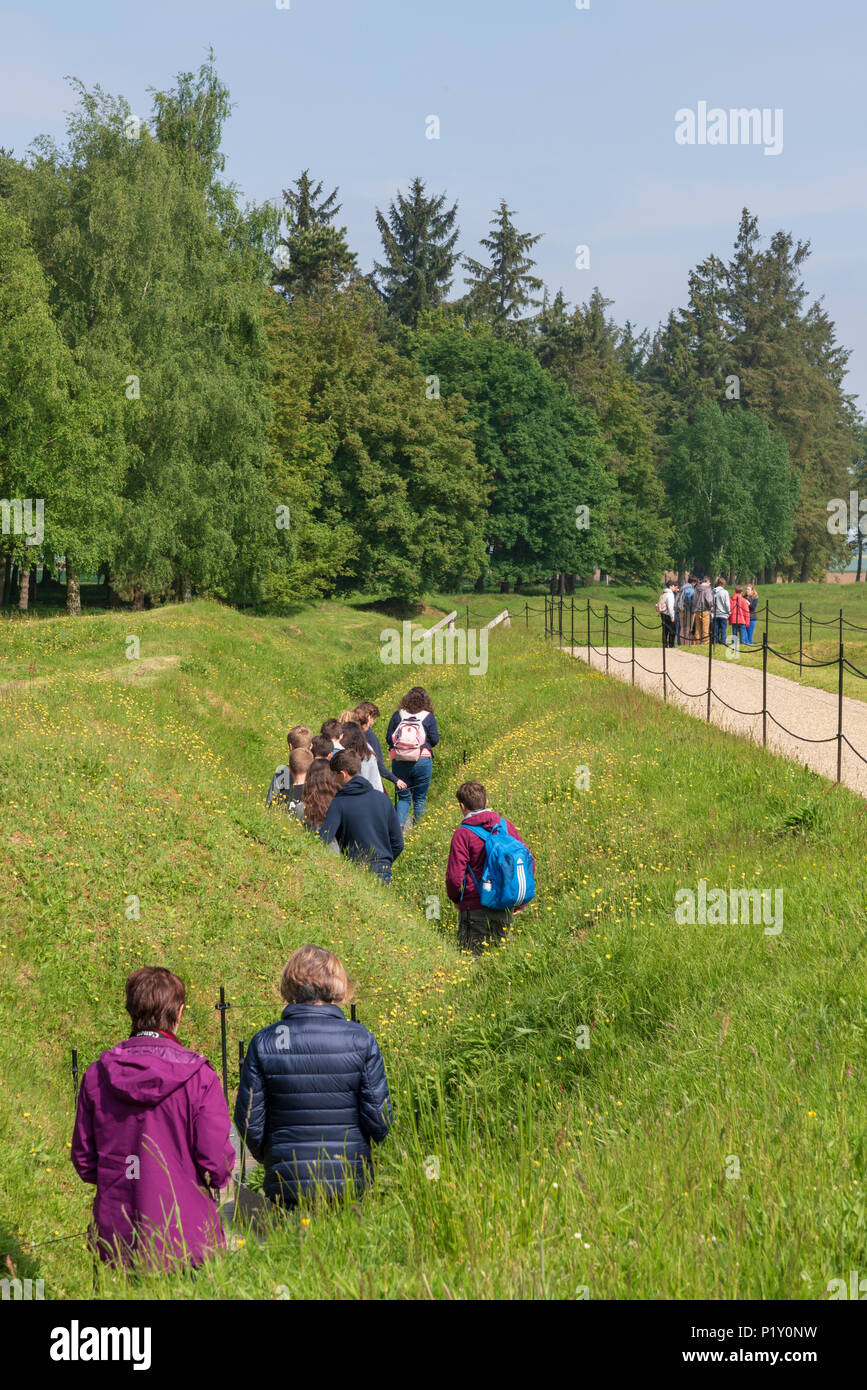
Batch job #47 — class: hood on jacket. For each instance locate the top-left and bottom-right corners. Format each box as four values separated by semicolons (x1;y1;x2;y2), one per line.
97;1036;209;1108
335;775;376;798
460;810;504;832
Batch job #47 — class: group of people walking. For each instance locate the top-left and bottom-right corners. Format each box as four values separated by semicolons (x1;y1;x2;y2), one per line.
659;576;759;650
67;660;540;1275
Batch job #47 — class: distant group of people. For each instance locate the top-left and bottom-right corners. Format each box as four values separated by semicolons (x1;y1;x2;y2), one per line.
265;691;440;883
659;576;758;650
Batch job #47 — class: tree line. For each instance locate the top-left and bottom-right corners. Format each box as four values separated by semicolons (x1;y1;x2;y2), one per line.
1;57;863;615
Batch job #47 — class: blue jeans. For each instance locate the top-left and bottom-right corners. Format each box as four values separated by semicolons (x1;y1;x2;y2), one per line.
746;618;757;646
713;617;728;645
392;757;433;826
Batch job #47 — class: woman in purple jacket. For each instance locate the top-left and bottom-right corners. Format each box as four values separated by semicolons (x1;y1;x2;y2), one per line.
71;967;235;1270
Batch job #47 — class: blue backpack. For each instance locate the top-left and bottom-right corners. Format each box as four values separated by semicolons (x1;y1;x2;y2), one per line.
460;817;535;911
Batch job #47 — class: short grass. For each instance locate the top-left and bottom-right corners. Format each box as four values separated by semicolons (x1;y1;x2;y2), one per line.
1;597;865;1299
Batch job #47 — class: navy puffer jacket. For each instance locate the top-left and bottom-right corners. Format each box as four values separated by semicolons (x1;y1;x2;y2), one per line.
233;1003;392;1205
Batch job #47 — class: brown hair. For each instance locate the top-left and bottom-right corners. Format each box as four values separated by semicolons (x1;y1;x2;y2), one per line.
400;686;434;715
339;722;372;760
311;734;334;760
301;760;340;828
338;709;356;725
287;724;313;751
355;701;380;722
331;749;362;778
321;719;343;740
456;781;487;812
126;967;185;1034
280;945;353;1005
289;747;314;778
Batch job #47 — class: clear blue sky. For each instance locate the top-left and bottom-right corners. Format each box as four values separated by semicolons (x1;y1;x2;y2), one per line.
3;0;865;404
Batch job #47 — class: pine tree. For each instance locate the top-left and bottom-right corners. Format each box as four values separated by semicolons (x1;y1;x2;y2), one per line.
273;170;357;299
463;200;544;329
373;177;460;325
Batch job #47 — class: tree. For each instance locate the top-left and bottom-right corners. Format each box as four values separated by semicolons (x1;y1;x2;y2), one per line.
264;288;488;604
415;313;611;589
534;290;670;581
662;400;798;577
272;170;357;299
374;178;460;325
463;200;543;330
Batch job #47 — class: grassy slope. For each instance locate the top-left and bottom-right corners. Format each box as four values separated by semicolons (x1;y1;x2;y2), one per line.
1;598;866;1300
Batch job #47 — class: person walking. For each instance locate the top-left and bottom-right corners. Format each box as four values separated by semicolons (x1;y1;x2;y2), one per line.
323;749;404;882
445;781;535;955
729;585;751;648
385;687;439;830
70;967;235;1269
712;576;731;647
353;702;406;797
676;574;695;646
745;584;759;646
234;946;391;1209
659;579;677;649
692;576;713;646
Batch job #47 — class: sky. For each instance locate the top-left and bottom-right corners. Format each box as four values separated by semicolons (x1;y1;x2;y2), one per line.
2;0;866;404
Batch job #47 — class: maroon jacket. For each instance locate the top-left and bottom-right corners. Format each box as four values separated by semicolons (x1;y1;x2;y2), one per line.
445;809;533;912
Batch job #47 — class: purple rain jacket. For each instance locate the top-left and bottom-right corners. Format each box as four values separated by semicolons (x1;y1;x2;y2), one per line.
70;1033;235;1268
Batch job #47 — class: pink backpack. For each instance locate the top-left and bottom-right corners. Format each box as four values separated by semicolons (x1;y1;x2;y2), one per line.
391;710;427;762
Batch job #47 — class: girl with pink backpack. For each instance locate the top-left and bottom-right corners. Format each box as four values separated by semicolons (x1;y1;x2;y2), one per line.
385;687;440;829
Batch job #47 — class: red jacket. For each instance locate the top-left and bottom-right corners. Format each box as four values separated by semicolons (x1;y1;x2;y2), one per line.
445;810;533;912
730;593;750;626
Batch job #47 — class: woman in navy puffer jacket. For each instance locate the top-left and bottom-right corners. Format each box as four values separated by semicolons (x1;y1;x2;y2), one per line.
234;945;391;1206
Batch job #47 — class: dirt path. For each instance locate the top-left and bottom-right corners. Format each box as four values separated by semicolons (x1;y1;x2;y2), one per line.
566;644;867;799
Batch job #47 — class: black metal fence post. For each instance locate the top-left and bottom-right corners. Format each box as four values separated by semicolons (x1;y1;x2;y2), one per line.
706;626;713;722
604;604;609;675
631;606;635;686
762;633;768;750
586;598;591;664
837;642;844;784
71;1047;80;1103
525;602;528;629
570;594;574;650
215;986;230;1105
662;620;668;703
799;602;803;677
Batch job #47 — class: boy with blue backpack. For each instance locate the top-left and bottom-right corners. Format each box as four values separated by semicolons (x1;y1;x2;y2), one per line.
445;781;535;954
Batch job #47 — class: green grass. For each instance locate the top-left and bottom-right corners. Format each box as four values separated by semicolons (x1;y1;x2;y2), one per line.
1;597;866;1299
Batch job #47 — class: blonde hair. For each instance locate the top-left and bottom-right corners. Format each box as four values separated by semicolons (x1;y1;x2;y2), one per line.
280;945;354;1005
338;709;356;726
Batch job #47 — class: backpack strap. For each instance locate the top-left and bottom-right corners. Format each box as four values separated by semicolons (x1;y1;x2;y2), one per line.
458;820;499;903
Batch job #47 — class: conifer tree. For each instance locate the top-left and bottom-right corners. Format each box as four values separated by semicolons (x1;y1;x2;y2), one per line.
373;177;460;325
463;200;544;329
273;170;357;299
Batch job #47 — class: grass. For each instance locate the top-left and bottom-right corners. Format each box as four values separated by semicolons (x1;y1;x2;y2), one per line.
1;596;866;1299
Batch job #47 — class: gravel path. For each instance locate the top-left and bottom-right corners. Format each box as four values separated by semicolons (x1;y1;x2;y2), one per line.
565;644;867;799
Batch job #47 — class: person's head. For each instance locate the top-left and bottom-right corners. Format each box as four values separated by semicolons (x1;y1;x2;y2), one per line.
702;576;711;585
311;734;334;760
667;579;677;589
401;686;433;715
321;719;343;741
746;583;757;596
287;724;313;751
301;760;341;827
734;584;743;595
331;749;362;783
456;780;487;815
125;967;185;1035
355;700;380;729
289;747;314;783
716;575;726;588
280;945;354;1007
338;709;356;726
339;722;369;759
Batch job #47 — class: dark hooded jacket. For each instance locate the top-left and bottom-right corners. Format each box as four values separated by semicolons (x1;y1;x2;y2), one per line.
70;1035;234;1267
321;776;403;868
